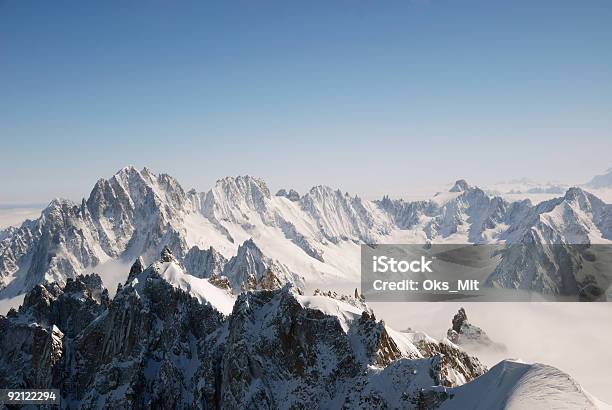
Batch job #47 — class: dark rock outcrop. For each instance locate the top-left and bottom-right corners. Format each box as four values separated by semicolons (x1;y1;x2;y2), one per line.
446;308;506;352
276;188;301;202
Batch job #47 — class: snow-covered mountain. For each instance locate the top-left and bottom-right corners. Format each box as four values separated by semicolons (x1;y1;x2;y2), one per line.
487;188;612;297
3;249;605;409
0;249;485;408
2;249;607;408
378;179;525;243
2;167;612;303
586;168;612;189
2;168;611;408
0;166;398;301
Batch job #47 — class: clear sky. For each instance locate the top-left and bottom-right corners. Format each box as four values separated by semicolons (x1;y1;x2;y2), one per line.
1;0;611;204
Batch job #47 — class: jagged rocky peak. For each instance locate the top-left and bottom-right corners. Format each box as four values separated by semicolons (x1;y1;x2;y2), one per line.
183;245;227;278
451;307;468;333
446;307;506;352
240;237;257;251
564;186;588;200
39;198;82;226
128;256;145;279
222;238;291;292
0;166;198;298
160;246;175;263
1;260;221;407
276;188;301;201
226;238;262;265
559;186;609;219
379;194;393;206
62;273;106;298
12;273;109;336
355;309;404;367
220;285;485;407
450;179;470;192
88;165;187;216
90;165;147;204
71;267;224;407
201;175;273;223
208;273;231;290
119;246;237;316
156;172;187;207
300;184;393;243
20;282;64;318
306;184;343;199
562;186;604;211
213;175;271;200
11;268;598;408
302;185;361;210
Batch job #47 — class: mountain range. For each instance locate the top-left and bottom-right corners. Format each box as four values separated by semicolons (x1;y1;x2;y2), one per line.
1;248;604;409
1;166;610;408
2;166;612;302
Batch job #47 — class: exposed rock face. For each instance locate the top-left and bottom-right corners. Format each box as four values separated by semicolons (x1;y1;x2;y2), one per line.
452;307;468;334
160;246;175;263
215;286;485;408
208;273;231;290
222;239;303;293
0;254;488;409
354;310;403;366
0;273;109;390
183;245;227;278
450;179;470;193
446;308;506;352
74;265;225;408
0;166;190;295
128;256;145;280
276;188;301;201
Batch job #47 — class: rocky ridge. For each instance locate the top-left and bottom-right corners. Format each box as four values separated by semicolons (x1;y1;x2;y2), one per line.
0;249;490;409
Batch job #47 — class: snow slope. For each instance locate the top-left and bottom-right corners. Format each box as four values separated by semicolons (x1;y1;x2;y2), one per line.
439;360;607;409
129;259;236;316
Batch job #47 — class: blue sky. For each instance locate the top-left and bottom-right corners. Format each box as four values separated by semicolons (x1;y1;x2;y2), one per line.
1;0;611;203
